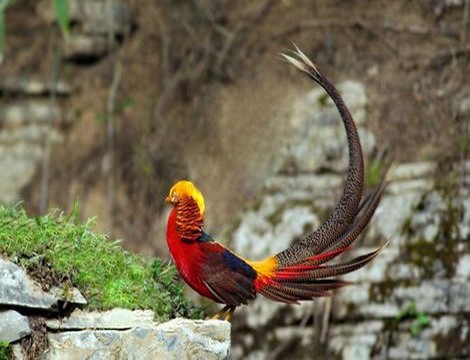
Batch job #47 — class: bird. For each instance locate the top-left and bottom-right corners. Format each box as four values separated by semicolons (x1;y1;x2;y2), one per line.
165;46;388;321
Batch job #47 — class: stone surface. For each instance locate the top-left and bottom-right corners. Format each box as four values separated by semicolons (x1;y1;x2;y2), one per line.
0;310;31;343
37;0;130;60
64;35;110;59
0;259;230;360
37;0;131;35
0;101;58;126
46;308;155;330
44;318;230;360
230;81;470;359
0;257;86;310
329;321;384;360
0;101;63;203
0;76;71;95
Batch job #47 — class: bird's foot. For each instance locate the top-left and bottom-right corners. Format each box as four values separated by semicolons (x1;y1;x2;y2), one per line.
210;305;235;322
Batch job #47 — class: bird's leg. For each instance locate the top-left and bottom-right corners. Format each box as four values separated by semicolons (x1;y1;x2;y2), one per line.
223;306;236;322
211;305;230;320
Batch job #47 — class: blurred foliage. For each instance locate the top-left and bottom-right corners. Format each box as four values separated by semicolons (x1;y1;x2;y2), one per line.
53;0;69;38
365;158;384;188
0;341;9;360
0;204;204;320
396;301;431;337
0;0;14;63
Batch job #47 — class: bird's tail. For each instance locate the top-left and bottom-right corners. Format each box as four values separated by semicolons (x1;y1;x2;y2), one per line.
244;47;389;303
248;173;389;303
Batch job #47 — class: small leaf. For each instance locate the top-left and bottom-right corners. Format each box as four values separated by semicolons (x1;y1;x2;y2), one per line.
54;0;70;38
417;313;431;326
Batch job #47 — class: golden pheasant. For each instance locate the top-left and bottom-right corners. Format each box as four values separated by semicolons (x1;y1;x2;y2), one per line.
165;47;388;321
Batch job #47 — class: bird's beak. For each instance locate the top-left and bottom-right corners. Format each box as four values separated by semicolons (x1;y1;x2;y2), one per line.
165;195;171;203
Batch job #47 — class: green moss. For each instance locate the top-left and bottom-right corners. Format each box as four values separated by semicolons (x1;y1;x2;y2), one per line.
434;315;470;356
365;159;384;188
395;301;431;337
0;204;204;320
401;191;461;279
0;341;10;360
369;279;395;303
404;238;439;278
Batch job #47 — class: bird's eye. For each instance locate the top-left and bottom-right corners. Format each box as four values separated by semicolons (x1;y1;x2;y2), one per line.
171;190;176;198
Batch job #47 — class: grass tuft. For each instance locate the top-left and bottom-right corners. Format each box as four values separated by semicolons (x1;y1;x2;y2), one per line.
0;204;204;320
0;341;9;360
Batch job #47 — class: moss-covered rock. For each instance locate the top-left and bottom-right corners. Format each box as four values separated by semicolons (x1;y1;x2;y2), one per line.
0;204;203;320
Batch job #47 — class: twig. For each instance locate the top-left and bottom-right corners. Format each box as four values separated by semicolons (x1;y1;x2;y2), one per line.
106;62;121;234
39;45;61;214
381;22;431;35
320;296;332;344
273;17;398;56
426;45;470;67
354;18;399;56
267;336;299;360
106;0;121;235
159;16;170;87
462;0;470;45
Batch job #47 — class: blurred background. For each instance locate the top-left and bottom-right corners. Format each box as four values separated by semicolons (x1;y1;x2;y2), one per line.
0;0;469;359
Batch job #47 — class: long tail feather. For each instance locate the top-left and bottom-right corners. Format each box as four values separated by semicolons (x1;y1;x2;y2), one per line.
278;243;388;283
254;48;389;305
258;243;387;303
276;47;365;267
306;177;388;266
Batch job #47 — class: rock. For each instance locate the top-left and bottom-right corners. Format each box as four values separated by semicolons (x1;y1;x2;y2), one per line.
0;257;86;311
456;254;470;278
0;101;58;127
232;196;319;259
0;76;72;95
37;0;131;35
0;310;31;343
329;321;384;360
0;100;64;203
453;93;470;117
46;308;154;330
0;146;43;203
64;35;110;59
388;161;437;181
44;318;231;360
37;0;131;60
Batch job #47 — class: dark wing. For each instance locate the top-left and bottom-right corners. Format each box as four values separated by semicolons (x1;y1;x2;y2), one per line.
201;247;257;307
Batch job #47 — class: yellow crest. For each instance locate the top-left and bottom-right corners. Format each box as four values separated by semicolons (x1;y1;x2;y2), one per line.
168;180;205;215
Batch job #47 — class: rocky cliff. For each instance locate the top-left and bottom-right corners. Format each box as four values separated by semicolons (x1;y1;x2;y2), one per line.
229;83;470;359
0;258;230;360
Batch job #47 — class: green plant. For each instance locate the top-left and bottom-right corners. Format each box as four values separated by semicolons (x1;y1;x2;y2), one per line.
365;158;384;188
0;341;10;360
396;301;431;336
53;0;69;38
0;204;204;320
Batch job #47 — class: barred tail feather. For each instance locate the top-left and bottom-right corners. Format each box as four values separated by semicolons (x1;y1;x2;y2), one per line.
253;47;389;305
276;46;365;267
258;243;388;303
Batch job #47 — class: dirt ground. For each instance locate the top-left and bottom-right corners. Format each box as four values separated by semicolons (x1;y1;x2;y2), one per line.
1;0;469;255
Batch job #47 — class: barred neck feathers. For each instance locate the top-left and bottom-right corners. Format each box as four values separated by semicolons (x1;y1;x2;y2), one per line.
175;195;204;242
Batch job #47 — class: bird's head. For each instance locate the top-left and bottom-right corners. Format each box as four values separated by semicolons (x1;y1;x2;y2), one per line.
165;180;205;215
